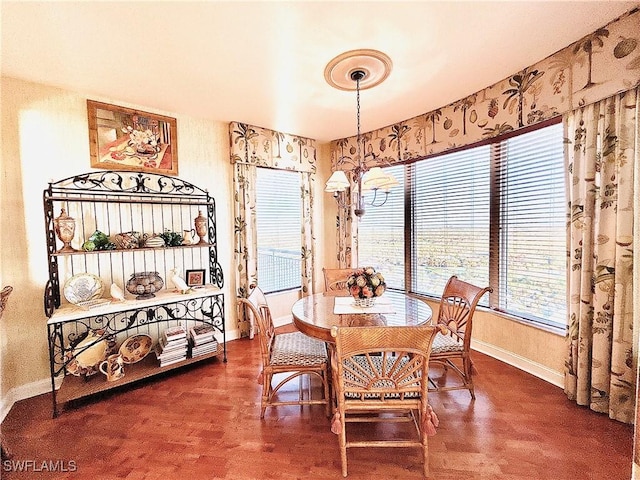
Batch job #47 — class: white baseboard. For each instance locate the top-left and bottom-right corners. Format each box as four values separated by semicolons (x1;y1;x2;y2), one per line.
0;377;60;423
225;328;241;341
471;339;564;388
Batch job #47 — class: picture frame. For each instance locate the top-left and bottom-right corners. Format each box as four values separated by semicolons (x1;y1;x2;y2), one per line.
185;269;206;288
87;100;178;175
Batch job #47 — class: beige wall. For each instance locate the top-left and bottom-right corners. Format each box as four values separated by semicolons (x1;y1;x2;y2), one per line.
0;77;238;406
0;75;566;419
423;298;565;383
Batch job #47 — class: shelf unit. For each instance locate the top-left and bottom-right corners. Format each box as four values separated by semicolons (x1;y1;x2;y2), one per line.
43;171;225;417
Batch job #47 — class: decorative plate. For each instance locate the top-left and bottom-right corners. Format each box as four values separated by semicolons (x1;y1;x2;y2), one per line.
119;334;153;364
63;273;105;305
65;330;116;377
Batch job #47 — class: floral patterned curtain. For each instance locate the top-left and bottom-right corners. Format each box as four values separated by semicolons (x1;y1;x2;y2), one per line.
233;162;258;338
565;86;637;423
230;122;317;337
301;171;315;294
334;196;354;268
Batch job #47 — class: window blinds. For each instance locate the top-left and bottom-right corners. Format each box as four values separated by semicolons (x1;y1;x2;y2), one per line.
411;146;491;299
255;168;302;293
352;121;566;327
492;122;566;326
357;164;406;289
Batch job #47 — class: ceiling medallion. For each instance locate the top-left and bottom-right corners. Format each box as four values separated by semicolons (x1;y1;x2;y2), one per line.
324;49;392;91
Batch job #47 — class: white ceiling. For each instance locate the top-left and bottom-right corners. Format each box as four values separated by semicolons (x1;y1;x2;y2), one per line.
1;1;638;142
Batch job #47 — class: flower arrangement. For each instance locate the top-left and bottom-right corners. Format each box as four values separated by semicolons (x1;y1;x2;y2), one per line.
346;267;386;306
122;125;160;157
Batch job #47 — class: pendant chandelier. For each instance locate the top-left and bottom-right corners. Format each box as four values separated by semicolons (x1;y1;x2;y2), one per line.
324;49;398;217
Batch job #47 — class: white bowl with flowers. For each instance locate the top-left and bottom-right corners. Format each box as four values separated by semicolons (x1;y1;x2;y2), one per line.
346;267;386;307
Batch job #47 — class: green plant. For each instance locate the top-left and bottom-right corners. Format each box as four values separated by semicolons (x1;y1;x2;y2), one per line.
159;230;183;247
84;230;116;251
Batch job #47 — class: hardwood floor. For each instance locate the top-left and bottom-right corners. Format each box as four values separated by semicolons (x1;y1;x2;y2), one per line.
1;326;633;480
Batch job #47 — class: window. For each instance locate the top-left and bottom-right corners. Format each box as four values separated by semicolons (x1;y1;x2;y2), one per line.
411;147;491;298
255;168;302;293
357;164;405;289
357;121;566;329
493;124;566;326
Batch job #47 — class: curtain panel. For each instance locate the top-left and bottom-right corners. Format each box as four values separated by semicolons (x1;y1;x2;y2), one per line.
565;86;638;423
232;162;258;338
229;122;318;337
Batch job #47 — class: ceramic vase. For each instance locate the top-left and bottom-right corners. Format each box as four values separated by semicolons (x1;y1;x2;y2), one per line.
194;210;208;245
53;208;78;253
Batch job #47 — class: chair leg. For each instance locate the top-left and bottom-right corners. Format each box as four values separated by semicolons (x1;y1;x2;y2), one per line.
323;369;331;417
298;375;304;404
340;421;348;477
463;356;475;400
0;434;11;460
261;371;273;418
470;357;479;375
422;441;429;478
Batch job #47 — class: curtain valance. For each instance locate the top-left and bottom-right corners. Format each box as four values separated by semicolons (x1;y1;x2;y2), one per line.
229;121;317;173
330;8;640;171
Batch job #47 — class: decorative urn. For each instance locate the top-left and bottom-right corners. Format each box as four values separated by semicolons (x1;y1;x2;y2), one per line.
194;210;208;245
53;208;78;253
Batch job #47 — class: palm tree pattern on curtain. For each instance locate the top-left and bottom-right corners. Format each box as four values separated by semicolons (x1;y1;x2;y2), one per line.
564;86;637;424
328;9;640;266
233;162;258;338
230;122;317;337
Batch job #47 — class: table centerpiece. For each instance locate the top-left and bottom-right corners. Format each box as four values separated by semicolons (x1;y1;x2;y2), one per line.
346;267;386;307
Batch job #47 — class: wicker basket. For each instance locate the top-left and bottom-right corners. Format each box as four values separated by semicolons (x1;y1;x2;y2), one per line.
353;297;376;308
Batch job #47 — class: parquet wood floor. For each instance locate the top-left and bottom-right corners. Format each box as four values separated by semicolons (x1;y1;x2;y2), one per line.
1;325;633;480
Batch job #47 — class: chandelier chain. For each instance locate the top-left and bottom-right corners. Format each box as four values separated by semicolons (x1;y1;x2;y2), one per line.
324;52;395;217
356;76;361;168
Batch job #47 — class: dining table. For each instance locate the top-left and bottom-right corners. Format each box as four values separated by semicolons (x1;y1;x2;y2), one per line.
291;290;433;343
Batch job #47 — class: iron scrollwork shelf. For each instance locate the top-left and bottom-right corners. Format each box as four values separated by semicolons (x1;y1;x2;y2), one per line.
43;171;226;417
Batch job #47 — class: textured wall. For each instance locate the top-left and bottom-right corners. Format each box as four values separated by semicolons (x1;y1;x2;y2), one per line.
0;77;235;406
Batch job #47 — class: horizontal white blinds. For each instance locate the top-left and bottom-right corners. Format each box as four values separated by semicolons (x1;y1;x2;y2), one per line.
493;122;566;325
411;147;491;298
355;121;566;328
357;164;406;289
255;168;302;293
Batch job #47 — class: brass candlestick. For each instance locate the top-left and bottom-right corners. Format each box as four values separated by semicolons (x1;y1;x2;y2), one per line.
194;210;208;245
53;208;78;253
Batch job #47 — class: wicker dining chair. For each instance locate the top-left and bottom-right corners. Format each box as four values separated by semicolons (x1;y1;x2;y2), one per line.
237;285;330;418
330;324;445;478
322;268;354;294
429;275;492;400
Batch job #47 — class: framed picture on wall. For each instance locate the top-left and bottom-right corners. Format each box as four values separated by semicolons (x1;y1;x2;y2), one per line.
87;100;178;175
185;269;206;288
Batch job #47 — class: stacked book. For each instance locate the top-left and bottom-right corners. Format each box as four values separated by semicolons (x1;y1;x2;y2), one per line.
155;324;188;367
189;323;218;358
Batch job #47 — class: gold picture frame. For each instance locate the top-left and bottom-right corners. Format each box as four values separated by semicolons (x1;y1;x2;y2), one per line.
87;100;178;175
